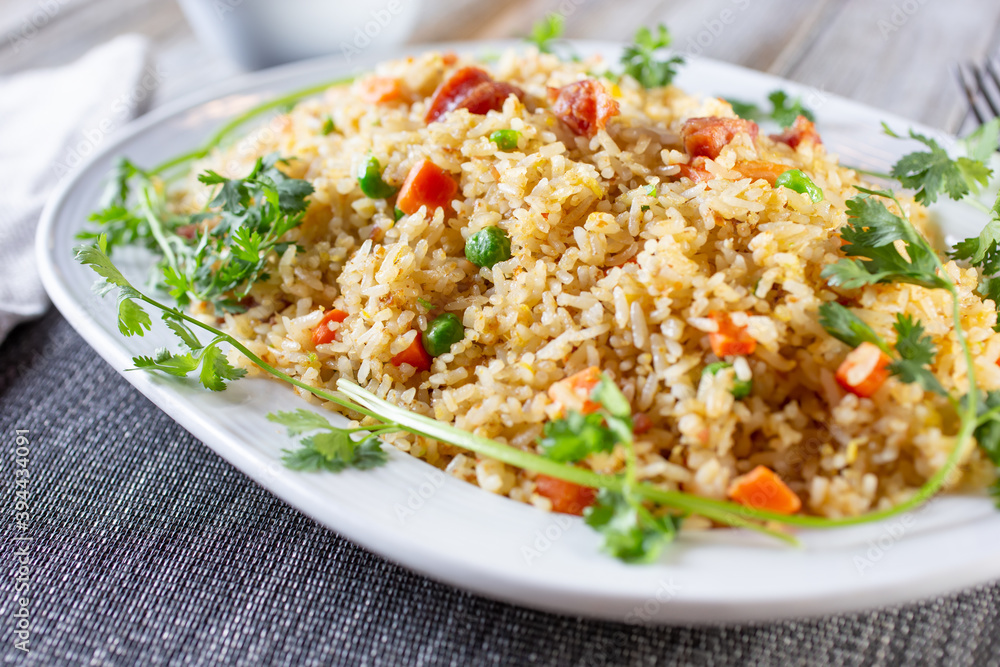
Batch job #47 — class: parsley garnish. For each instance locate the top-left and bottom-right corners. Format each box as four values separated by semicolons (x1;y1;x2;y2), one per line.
882;122;993;205
822;187;948;290
620;25;684;89
725;89;816;128
83;153;314;313
270;409;388;472
526;13;564;54
768;90;816;128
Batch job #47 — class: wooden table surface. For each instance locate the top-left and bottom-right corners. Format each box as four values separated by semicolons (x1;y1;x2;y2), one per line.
2;0;999;135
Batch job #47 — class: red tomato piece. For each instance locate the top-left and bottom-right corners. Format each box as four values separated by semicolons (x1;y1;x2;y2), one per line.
390;334;433;372
547;79;621;137
396;159;458;216
311;309;348;346
535;474;597;516
770;115;822;149
425;67;523;123
707;311;757;357
835;341;891;398
681;116;760;160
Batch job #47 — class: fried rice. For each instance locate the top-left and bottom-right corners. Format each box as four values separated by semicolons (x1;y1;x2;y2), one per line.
173;48;998;520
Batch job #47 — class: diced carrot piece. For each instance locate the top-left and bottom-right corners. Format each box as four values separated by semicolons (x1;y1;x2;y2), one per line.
391;334;433;372
535;474;597;516
835;341;891;398
396;159;458;216
732;160;789;186
311;309;348;346
708;311;756;357
547;366;603;415
727;465;802;515
360;76;405;104
441;52;458;66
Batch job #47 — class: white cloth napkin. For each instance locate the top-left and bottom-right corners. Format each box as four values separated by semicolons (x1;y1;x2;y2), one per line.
0;34;155;344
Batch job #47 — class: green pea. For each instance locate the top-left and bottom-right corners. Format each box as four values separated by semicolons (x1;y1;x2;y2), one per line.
702;362;731;377
321;116;335;135
489;129;520;151
775;169;823;203
357;156;398;199
465;226;512;268
422;313;465;356
702;362;752;399
731;378;753;399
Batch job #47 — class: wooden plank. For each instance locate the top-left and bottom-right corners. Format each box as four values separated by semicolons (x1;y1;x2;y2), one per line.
784;0;1000;131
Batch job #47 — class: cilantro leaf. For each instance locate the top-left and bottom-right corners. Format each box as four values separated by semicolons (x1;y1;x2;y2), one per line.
538;411;616;463
590;374;632;420
951;190;1000;269
888;314;947;396
74;236;138;294
883;123;992;204
526;13;564;54
584;488;681;563
162;311;202;351
972;390;1000;506
768;90;815;128
963;117;1000;164
270;410;389;472
198;343;247;391
818;302;890;353
621;25;684;89
132;348;199;376
822;192;948;291
725;98;760;121
117;295;151;337
268;408;337;435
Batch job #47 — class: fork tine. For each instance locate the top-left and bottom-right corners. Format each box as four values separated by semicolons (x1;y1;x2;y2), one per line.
956;63;988;126
971;62;1000;118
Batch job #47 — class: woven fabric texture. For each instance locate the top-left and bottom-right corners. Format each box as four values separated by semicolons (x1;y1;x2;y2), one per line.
1;311;998;666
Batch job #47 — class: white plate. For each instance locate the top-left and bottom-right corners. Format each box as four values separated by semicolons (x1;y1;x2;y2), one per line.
37;40;1000;624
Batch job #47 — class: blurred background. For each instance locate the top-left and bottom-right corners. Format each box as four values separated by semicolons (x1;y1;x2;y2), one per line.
2;0;995;133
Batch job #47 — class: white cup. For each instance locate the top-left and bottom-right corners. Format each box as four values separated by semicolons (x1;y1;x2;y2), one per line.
178;0;424;70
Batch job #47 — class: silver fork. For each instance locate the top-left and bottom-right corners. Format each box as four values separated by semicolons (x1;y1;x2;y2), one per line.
955;60;1000;134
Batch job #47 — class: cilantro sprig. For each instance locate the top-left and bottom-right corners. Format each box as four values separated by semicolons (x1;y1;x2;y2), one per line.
726;89;816;128
83;153;314;313
620;25;684;89
882;122;994;205
270;409;388;472
525;13;565;54
819;303;946;397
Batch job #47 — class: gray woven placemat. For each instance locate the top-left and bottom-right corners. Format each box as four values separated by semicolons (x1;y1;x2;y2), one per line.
2;311;998;666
